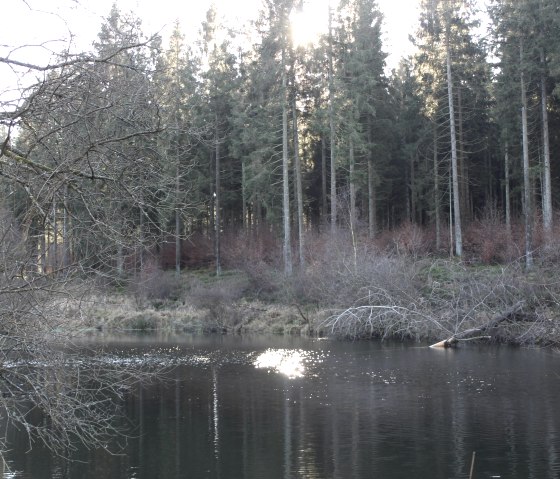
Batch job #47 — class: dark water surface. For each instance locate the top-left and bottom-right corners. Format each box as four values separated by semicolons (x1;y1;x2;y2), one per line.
5;334;560;478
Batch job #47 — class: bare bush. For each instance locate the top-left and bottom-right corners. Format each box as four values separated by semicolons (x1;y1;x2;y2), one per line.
220;227;284;299
130;259;183;309
185;272;250;329
463;206;521;264
388;221;431;258
321;256;556;344
289;230;420;309
221;227;282;269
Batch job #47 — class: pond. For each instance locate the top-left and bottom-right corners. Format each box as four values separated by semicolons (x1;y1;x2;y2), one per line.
4;334;560;478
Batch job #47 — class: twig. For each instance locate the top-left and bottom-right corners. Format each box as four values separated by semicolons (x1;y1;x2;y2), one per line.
469;451;476;479
292;303;309;324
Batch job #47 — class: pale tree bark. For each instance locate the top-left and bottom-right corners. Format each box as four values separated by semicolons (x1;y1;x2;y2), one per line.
504;140;511;234
449;171;454;256
349;136;358;272
367;126;375;238
446;29;462;257
138;202;144;274
520;39;533;269
434;124;441;250
328;4;337;234
52;197;58;272
40;226;46;274
175;152;181;277
410;153;416;222
405;161;411;221
215;113;221;277
321;136;328;224
62;184;69;269
242;159;248;234
367;157;375;238
292;99;305;268
457;84;470;221
281;35;292;275
540;47;552;242
349;137;356;232
117;238;124;276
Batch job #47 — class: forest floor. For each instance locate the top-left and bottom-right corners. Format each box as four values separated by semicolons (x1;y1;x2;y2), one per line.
77;249;560;347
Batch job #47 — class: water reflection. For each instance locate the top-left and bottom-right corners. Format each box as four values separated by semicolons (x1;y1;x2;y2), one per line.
253;348;307;378
212;367;220;468
2;337;560;479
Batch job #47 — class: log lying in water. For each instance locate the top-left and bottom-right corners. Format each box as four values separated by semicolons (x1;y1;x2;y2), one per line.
429;301;526;348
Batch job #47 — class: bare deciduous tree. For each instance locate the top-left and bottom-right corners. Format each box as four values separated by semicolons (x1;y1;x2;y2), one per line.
0;4;175;459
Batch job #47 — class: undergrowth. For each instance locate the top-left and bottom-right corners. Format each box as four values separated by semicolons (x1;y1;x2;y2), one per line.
90;219;560;345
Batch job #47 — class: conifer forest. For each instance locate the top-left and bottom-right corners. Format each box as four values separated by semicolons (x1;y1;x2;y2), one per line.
2;0;560;274
1;0;560;459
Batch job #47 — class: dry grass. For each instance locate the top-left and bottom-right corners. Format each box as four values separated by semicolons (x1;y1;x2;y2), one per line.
71;218;560;345
77;291;317;335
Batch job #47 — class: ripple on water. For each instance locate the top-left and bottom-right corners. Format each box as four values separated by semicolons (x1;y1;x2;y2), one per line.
86;345;328;379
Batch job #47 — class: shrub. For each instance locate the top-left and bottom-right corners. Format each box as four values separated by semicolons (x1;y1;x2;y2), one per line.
286;230;420;310
185;272;249;329
130;259;183;308
463;206;520;264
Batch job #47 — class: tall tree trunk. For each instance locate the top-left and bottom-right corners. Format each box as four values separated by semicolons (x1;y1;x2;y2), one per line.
138;206;144;274
434;124;441;250
242;159;248;234
328;4;337;234
520;39;533;269
504;141;511;235
40;224;46;274
446;31;462;257
255;193;261;230
410;153;416;223
175;158;181;277
117;241;124;277
215;114;221;277
52;197;58;272
321;136;327;225
457;84;470;221
405;158;411;222
368;158;376;238
485;151;492;206
448;170;453;257
349;137;356;232
540;47;552;242
367;126;375;238
281;39;292;275
62;184;69;269
293;98;305;268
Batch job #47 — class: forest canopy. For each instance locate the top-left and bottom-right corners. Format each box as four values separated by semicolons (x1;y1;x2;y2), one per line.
0;0;558;274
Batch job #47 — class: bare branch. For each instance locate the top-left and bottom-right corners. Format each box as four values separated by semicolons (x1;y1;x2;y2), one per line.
0;39;157;73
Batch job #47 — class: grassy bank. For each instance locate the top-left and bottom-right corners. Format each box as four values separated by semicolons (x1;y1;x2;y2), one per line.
82;292;318;336
77;243;560;347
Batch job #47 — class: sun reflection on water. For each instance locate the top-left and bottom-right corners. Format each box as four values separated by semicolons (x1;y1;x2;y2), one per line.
253;349;308;379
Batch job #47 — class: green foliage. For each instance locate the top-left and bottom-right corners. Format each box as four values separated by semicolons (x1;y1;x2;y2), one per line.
4;0;560;279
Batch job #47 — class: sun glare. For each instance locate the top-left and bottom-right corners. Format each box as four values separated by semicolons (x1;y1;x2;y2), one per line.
290;1;329;48
254;349;306;378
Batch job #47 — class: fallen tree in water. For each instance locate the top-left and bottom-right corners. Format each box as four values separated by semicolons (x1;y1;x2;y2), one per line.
429;301;526;348
318;254;560;345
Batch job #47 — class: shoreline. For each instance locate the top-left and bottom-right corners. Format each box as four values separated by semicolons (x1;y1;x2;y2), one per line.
77;292;559;347
80;295;322;336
